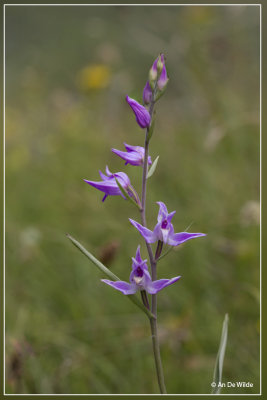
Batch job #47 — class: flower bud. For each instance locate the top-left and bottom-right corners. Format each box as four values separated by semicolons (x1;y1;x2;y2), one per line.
157;54;164;74
142;81;152;105
157;61;168;91
126;95;151;129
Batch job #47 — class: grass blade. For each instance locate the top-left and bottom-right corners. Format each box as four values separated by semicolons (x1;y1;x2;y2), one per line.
67;234;155;320
212;313;229;394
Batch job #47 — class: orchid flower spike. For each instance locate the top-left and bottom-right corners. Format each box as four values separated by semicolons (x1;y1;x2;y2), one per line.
112;143;152;167
129;201;206;246
126;95;151;129
101;245;181;295
84;165;134;202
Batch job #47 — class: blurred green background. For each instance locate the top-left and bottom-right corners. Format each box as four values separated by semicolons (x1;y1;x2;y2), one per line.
5;5;260;394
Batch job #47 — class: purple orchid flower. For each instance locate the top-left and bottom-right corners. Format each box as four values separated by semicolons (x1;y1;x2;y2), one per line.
112;143;152;167
129;201;206;246
126;95;151;129
143;81;153;105
84;165;132;202
101;246;181;295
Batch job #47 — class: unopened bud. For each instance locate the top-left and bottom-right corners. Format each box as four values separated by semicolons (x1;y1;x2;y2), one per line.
157;54;164;74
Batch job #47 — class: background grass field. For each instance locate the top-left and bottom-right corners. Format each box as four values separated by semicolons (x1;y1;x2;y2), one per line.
5;5;260;394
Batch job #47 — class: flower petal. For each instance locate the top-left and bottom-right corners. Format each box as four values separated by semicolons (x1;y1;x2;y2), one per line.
112;148;142;166
135;245;142;263
105;165;113;176
101;279;137;295
129;219;157;243
146;276;181;294
98;170;109;181
168;232;206;246
114;171;131;187
123;143;142;153
84;179;121;196
167;211;176;223
161;228;170;244
156;201;168;222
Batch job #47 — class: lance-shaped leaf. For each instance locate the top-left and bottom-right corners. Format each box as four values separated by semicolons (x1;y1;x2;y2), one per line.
212;313;229;394
147;156;159;179
67;234;154;319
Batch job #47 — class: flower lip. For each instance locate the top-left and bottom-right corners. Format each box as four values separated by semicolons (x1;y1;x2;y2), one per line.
135;266;144;277
161;220;168;229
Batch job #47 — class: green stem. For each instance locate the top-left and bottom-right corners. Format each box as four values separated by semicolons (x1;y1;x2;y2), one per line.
150;318;167;394
140;82;167;394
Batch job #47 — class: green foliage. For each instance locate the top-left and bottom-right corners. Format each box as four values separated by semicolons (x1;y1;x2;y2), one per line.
5;5;260;394
212;314;229;394
147;156;159;179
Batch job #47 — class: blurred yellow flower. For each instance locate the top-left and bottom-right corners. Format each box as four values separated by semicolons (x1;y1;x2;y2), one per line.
77;64;111;91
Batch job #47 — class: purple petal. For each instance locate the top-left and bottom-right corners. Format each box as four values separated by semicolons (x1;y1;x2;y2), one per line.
135;245;142;263
105;165;112;176
113;171;131;187
129;219;157;243
123;143;142;153
146;276;181;294
112;148;142;166
99;170;109;181
156;201;168;221
167;232;206;247
126;95;151;129
101;279;137;295
124;143;151;165
84;179;121;196
161;228;170;244
167;211;176;224
153;221;163;241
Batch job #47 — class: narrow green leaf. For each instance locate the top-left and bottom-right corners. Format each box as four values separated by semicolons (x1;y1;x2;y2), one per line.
211;313;229;394
114;177;141;210
67;234;155;320
147;156;159;179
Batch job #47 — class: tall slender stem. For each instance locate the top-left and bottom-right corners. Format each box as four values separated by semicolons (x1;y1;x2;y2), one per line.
140;83;167;394
150;318;167;394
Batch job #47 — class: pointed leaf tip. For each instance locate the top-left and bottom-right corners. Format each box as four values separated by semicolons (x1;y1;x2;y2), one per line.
147;156;159;179
211;313;229;394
